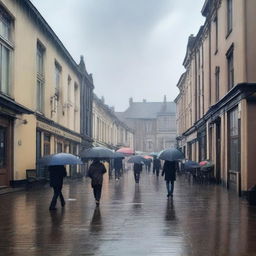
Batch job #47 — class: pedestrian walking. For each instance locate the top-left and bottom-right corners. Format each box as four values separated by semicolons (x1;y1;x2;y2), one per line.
162;160;178;197
114;158;123;180
49;165;67;211
133;163;143;183
88;159;107;206
153;157;161;176
146;159;152;172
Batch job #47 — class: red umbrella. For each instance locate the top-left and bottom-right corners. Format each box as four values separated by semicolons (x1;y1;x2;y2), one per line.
116;147;134;156
199;160;209;166
144;155;153;159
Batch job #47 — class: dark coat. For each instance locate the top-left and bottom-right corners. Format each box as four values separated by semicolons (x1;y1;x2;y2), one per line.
88;161;106;186
162;161;178;181
134;163;143;173
153;158;161;169
49;165;67;187
114;158;123;170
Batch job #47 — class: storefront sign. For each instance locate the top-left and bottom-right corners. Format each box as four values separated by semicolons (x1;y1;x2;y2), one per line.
37;121;81;143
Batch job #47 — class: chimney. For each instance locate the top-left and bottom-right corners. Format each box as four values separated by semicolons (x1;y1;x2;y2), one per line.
163;95;167;103
79;55;86;72
129;97;133;106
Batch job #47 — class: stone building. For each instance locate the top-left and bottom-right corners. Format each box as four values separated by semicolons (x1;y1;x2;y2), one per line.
92;94;134;150
0;0;93;186
116;97;176;153
175;0;256;195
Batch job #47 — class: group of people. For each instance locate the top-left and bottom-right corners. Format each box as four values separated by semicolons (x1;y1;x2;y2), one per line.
48;157;179;210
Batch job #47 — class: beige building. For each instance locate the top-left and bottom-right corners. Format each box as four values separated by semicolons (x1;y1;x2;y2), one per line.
0;0;93;186
116;97;176;153
175;0;256;195
92;94;134;150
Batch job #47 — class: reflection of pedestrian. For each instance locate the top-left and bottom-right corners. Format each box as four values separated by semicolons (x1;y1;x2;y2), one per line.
133;163;143;183
153;158;161;176
114;158;123;180
88;160;106;206
162;160;178;197
49;165;67;211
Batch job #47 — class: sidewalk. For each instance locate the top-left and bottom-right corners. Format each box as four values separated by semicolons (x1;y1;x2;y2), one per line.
0;170;256;256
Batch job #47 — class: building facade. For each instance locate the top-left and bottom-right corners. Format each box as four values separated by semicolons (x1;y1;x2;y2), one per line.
92;95;134;150
0;0;93;186
175;0;256;195
116;97;176;153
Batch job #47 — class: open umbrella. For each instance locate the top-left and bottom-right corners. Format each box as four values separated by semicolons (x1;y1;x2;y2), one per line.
128;155;145;164
80;146;114;159
158;148;184;161
37;153;83;166
116;147;134;156
144;155;153;160
113;152;125;159
149;152;158;157
183;160;200;170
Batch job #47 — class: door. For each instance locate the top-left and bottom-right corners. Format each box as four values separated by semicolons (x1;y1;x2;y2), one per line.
0;119;12;186
215;119;221;183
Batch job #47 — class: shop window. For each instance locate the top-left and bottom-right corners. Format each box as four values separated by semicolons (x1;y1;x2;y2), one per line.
57;142;62;153
228;107;240;172
198;130;207;161
43;134;50;155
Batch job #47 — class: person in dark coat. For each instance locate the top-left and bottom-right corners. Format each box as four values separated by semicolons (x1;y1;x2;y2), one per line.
88;159;107;206
133;163;143;183
162;160;178;197
146;159;152;172
114;158;123;180
153;157;161;176
49;165;67;210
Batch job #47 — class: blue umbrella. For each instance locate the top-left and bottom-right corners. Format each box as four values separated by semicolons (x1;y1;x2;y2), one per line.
80;146;114;159
183;160;200;170
38;153;83;166
113;152;125;159
158;148;185;161
128;155;145;164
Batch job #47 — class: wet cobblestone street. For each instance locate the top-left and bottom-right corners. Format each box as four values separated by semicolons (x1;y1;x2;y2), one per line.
1;170;256;256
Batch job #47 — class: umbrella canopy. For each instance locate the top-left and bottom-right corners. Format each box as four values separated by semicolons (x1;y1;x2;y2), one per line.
149;152;158;157
183;160;200;169
128;155;145;164
158;148;185;161
38;153;83;166
200;160;214;169
116;147;134;155
80;147;114;159
113;152;125;159
144;155;153;160
199;160;209;166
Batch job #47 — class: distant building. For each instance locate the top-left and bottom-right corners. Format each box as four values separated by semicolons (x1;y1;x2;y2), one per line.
116;97;176;153
92;94;134;150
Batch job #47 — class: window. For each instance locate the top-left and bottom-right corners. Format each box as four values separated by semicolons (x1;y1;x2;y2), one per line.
198;129;206;161
226;45;234;90
67;76;71;102
36;42;45;112
227;0;233;34
43;133;50;155
0;8;12;95
55;61;62;99
215;66;220;101
214;15;218;53
0;126;6;168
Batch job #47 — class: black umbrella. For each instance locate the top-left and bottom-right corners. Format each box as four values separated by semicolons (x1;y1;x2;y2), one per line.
38;153;83;166
128;155;145;164
80;146;114;159
158;148;184;161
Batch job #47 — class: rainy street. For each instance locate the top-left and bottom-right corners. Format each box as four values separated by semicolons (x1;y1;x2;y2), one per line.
1;170;256;256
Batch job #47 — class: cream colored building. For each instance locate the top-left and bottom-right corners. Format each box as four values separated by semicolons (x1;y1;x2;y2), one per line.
176;0;256;195
0;0;93;186
92;94;134;150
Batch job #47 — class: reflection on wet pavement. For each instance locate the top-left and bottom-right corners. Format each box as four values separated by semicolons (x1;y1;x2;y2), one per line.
1;170;256;255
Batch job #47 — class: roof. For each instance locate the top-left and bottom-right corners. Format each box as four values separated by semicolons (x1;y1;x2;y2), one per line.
117;101;176;119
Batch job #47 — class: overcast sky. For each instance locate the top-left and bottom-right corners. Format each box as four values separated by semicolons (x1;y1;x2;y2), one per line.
30;0;205;111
